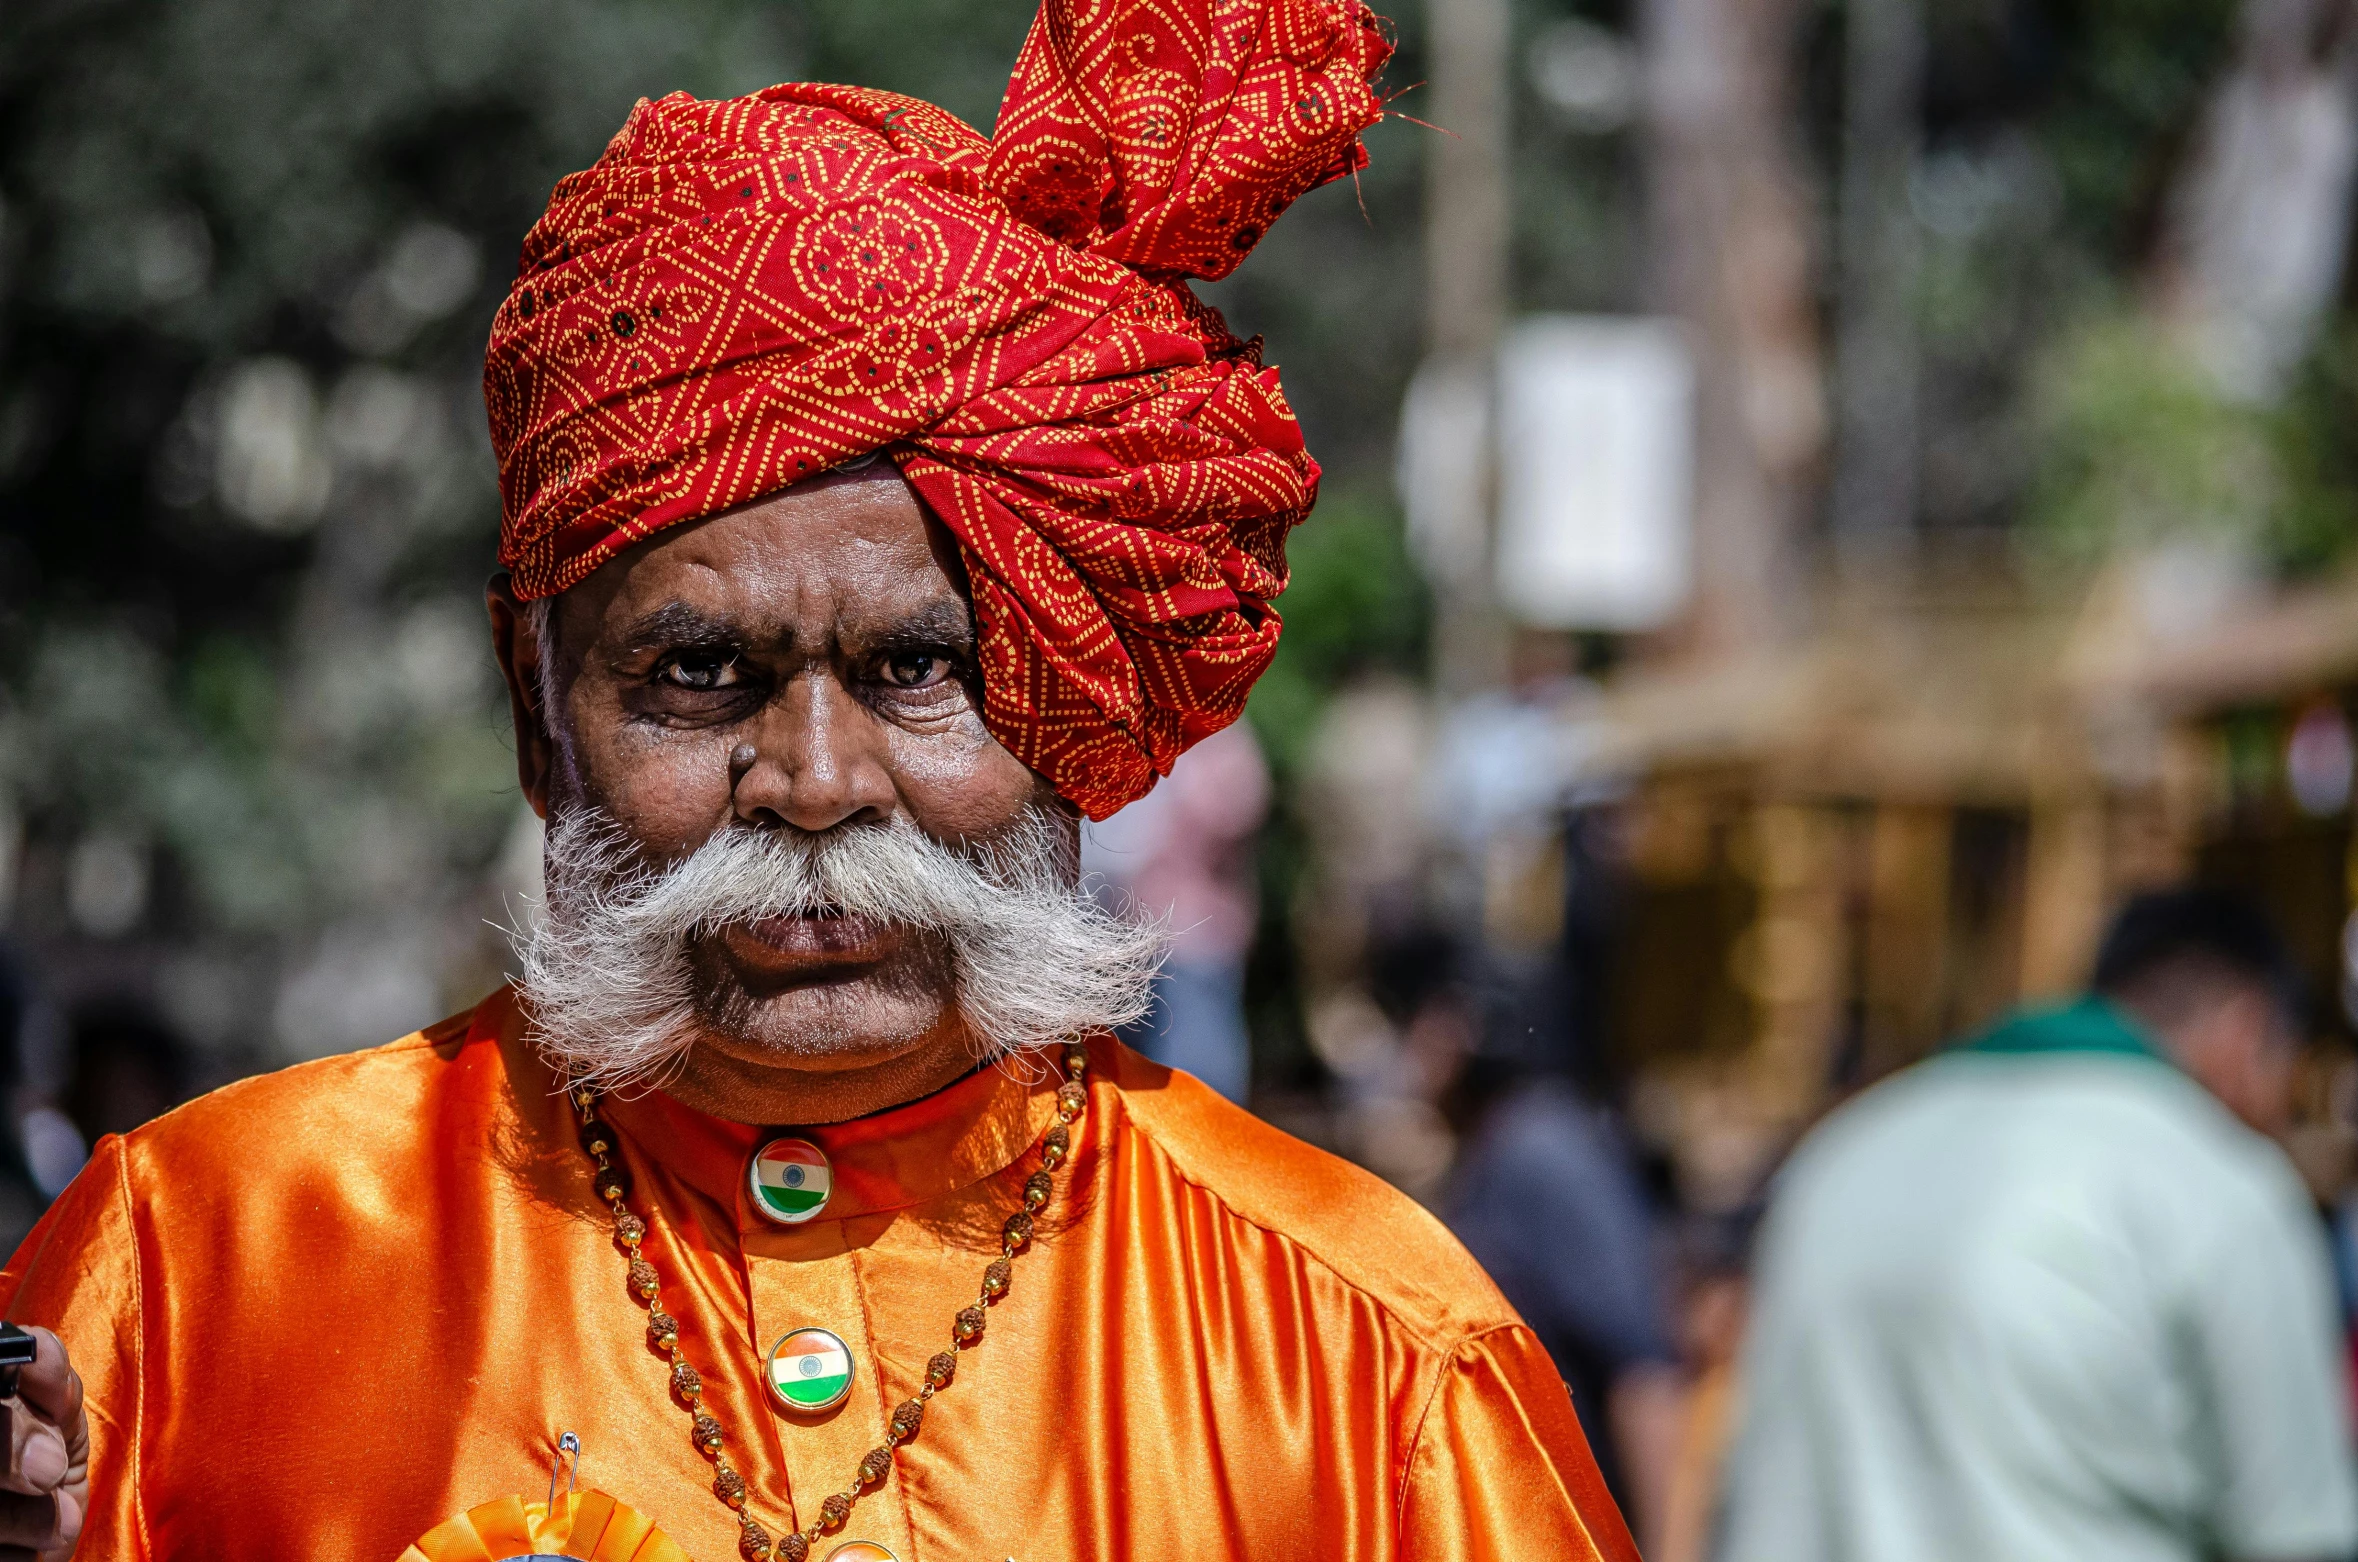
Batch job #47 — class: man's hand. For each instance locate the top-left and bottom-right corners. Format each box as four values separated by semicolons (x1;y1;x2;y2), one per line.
0;1328;85;1560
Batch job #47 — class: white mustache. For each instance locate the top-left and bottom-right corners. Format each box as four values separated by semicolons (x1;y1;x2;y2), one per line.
515;806;1165;1093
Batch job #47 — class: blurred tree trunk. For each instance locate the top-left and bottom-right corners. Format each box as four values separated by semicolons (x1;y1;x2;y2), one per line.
1639;0;1826;658
1424;0;1511;364
1419;0;1513;695
2157;0;2358;399
1830;0;1925;564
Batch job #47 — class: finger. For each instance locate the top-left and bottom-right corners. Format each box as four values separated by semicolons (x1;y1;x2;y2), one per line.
10;1332;78;1432
11;1421;61;1495
0;1332;79;1503
51;1483;82;1549
0;1488;72;1550
0;1406;63;1501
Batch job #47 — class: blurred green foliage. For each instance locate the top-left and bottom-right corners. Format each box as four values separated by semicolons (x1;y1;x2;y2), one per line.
1245;487;1432;780
1907;0;2266;540
2025;313;2275;558
2033;0;2240;251
2024;314;2358;575
2267;329;2358;574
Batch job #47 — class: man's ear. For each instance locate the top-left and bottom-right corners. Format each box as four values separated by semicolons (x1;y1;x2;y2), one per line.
486;572;554;820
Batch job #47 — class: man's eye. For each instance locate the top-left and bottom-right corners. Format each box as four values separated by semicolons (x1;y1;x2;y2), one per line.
657;652;744;691
883;652;951;689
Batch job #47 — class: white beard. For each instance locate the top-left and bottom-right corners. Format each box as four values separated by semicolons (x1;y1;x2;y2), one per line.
515;804;1165;1095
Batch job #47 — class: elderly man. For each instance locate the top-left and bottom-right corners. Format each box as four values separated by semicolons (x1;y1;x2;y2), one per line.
0;3;1637;1559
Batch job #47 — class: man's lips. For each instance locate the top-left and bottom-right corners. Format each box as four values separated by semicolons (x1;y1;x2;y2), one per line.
721;911;901;972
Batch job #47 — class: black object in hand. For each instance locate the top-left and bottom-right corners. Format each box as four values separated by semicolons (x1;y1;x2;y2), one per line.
0;1322;34;1397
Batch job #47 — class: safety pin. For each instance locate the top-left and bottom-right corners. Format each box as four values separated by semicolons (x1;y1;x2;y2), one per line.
546;1431;581;1512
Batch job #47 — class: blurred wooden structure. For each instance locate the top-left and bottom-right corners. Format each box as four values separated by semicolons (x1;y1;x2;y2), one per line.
1598;555;2358;1207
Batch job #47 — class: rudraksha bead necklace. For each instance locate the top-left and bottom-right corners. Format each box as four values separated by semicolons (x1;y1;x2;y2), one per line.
570;1043;1090;1562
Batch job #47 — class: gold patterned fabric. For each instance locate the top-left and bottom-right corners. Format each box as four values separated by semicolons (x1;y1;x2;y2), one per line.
482;0;1391;816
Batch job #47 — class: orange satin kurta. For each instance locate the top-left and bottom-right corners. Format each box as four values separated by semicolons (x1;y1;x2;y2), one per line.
1;990;1636;1561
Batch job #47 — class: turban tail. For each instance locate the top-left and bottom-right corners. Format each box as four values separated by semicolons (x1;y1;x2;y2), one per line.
484;0;1391;818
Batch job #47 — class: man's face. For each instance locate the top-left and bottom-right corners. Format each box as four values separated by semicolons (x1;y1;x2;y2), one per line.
490;472;1062;1095
2172;981;2301;1137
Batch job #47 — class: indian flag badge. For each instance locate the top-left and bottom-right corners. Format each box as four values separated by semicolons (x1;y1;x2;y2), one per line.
747;1137;832;1226
767;1326;855;1414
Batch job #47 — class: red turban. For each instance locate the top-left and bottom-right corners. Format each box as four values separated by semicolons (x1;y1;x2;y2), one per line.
483;0;1390;818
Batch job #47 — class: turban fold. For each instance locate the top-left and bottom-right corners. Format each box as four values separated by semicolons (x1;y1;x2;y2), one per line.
484;0;1391;818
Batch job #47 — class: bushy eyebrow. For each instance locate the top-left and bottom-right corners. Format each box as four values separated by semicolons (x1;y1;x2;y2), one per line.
616;602;742;651
866;600;976;654
613;597;975;658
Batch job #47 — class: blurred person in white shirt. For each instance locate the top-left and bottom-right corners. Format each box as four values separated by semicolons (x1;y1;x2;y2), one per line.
1720;888;2358;1562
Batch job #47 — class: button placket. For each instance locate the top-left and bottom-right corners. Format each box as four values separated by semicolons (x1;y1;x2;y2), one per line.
744;1209;915;1560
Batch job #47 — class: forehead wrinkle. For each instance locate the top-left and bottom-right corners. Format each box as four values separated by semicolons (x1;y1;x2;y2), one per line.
818;531;973;647
603;509;972;663
609;553;814;657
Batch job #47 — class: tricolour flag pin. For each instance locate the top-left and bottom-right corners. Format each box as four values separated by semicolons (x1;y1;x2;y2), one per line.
748;1137;832;1225
767;1326;855;1414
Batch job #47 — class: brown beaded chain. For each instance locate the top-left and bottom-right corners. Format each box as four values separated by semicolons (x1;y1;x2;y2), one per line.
569;1043;1091;1562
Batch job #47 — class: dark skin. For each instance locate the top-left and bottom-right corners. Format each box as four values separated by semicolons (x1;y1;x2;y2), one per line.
0;1330;85;1560
486;469;1072;1127
15;475;1062;1557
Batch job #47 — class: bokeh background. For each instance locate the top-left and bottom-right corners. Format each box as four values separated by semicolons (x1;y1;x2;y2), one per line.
7;0;2358;1548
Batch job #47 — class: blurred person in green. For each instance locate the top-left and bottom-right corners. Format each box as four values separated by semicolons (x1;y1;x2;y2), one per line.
1719;888;2358;1562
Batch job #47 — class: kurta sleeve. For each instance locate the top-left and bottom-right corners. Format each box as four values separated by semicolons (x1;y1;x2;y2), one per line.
0;1133;146;1561
1397;1322;1640;1562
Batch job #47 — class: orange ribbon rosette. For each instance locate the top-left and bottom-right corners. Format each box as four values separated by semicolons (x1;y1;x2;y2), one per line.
398;1490;688;1562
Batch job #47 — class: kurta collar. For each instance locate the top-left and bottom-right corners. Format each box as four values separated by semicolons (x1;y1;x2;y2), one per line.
484;985;1058;1227
1952;995;2166;1063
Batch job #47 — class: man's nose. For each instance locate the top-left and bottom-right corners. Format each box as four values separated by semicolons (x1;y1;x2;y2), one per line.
730;668;897;832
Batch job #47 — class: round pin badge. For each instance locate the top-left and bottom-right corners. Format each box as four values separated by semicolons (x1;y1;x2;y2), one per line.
747;1137;832;1225
767;1326;856;1414
822;1545;897;1562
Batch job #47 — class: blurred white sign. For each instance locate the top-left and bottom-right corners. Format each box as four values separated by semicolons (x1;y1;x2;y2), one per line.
1494;316;1693;631
1396;358;1492;593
